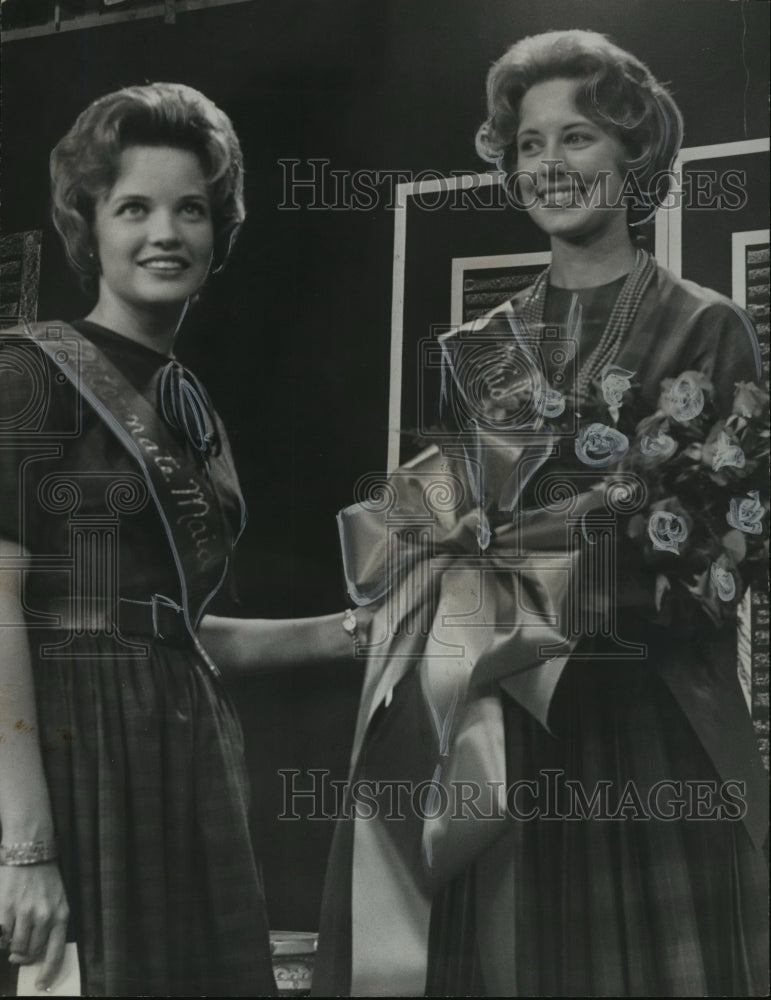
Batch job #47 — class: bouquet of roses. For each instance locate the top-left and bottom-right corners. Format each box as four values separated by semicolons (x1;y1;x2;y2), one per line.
558;366;770;627
426;333;768;627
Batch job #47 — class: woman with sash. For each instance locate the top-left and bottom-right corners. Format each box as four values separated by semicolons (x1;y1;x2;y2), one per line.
314;30;768;997
0;83;360;997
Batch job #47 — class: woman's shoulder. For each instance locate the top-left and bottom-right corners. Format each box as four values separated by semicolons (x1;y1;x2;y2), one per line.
441;298;521;345
651;263;751;323
644;265;763;408
0;322;53;399
0;321;81;429
653;262;760;347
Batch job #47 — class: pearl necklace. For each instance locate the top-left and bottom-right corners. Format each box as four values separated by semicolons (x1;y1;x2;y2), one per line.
518;249;657;403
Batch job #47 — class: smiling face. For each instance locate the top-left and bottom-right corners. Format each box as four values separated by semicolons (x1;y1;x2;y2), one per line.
514;78;631;245
91;145;214;318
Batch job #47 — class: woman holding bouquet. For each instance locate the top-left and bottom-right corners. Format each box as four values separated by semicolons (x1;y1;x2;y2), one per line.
423;29;769;998
315;29;768;999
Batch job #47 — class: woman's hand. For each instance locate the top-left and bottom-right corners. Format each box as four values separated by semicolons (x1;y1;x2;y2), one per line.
0;862;69;990
1;539;67;990
345;603;378;649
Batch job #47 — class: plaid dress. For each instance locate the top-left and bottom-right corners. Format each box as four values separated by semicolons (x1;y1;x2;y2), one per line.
425;271;769;997
0;322;276;997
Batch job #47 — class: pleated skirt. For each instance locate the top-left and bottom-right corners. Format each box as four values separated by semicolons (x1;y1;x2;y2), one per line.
427;660;769;997
29;631;276;997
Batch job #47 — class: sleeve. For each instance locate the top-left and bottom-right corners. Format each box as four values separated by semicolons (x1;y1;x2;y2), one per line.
685;298;762;415
0;334;75;547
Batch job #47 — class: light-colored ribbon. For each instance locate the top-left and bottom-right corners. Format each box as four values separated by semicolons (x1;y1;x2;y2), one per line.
340;315;645;991
339;443;621;895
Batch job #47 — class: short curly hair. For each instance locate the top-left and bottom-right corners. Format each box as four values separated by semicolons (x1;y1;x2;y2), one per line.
476;30;683;224
50;82;245;282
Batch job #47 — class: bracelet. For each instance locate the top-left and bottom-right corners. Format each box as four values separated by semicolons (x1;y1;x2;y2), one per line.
342;609;358;641
0;839;58;866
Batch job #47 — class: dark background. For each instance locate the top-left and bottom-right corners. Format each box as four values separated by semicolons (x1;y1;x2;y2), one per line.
2;0;769;931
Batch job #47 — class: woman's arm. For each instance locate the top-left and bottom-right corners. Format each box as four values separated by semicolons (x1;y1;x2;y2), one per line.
199;608;373;676
0;538;69;990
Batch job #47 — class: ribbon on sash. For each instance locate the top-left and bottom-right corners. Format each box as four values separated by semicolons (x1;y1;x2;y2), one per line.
14;322;246;658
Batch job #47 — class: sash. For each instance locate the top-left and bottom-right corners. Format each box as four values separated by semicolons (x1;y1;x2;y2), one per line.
13;321;246;657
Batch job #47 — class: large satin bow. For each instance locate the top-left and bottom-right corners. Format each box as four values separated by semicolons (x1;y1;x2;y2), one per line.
339;319;649;990
339;442;636;889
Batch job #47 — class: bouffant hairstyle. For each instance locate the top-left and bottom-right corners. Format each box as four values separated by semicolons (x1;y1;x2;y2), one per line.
50;82;245;282
476;30;684;224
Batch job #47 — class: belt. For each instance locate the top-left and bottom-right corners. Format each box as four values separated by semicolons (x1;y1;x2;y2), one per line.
42;595;192;642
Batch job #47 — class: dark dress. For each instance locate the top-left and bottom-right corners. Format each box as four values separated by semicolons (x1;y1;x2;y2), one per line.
0;322;276;997
425;271;769;997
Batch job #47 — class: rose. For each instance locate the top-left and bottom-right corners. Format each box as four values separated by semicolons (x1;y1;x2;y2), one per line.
648;497;692;552
710;560;737;602
721;528;747;565
659;371;708;422
726;490;766;535
534;385;566;418
635;411;665;438
658;371;711;423
706;428;745;472
732;381;769;420
701;421;744;473
601;364;635;407
648;510;689;554
574;423;629;467
639;430;677;461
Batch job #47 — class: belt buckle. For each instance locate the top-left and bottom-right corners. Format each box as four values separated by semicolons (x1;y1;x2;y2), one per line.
150;593;185;640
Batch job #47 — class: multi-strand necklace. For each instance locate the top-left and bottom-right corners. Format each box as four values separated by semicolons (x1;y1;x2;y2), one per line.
518;248;657;404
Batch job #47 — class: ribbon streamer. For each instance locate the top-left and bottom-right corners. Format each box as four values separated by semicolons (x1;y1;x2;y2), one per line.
159;360;221;457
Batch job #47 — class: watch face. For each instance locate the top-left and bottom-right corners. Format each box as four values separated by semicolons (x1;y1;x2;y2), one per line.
343;611;357;634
